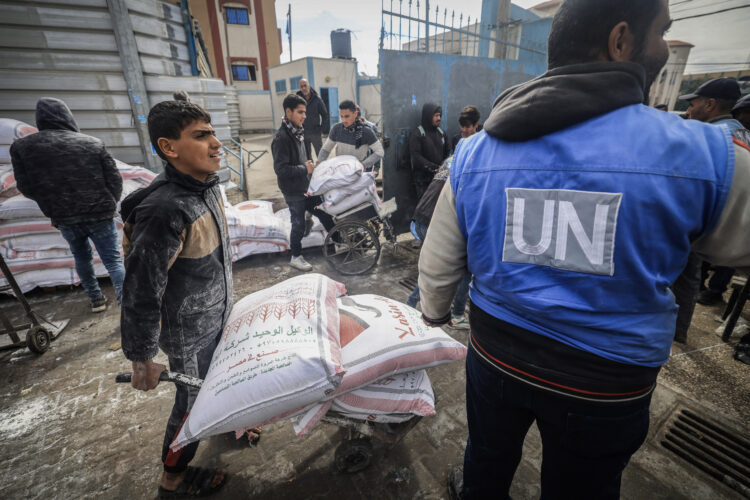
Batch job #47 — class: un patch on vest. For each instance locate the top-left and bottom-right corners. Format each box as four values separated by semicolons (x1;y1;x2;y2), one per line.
502;188;622;276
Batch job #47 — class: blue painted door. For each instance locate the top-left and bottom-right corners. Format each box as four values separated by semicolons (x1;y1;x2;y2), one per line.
321;87;339;125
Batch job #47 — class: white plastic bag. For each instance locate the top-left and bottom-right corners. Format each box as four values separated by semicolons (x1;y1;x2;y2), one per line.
307;155;363;195
171;274;347;451
323;172;376;206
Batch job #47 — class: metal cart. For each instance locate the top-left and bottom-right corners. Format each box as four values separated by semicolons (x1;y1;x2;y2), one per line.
115;369;422;473
323;198;400;275
0;254;68;354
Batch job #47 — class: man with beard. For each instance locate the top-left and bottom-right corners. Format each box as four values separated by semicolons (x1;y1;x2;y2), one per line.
296;78;329;160
415;0;750;498
410;102;451;200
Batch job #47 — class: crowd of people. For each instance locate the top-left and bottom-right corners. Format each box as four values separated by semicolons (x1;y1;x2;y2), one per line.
7;0;750;498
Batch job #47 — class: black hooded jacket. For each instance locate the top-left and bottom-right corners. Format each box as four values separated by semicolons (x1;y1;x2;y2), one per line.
9;98;122;226
409;102;450;188
272;122;310;199
119;164;233;361
297;88;330;136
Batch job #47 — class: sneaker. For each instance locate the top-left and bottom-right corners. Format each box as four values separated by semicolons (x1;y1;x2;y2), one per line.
91;297;107;313
697;289;724;306
451;315;470;330
447;466;464;500
289;255;313;272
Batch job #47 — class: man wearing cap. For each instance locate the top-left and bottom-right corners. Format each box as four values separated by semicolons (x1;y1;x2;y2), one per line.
733;94;750;131
681;78;750;143
680;78;749;306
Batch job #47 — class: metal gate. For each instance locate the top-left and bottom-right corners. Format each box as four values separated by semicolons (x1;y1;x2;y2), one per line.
378;0;551;230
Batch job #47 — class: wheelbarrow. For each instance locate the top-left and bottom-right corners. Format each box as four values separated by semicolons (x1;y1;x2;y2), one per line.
115;370;423;473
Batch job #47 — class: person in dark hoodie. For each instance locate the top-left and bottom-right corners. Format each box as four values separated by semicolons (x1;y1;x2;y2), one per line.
410;102;451;200
10;98;124;313
297;78;330;160
272;93;336;272
416;0;750;498
119;98;258;497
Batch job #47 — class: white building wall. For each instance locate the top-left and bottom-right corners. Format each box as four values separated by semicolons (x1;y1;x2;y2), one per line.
238;92;274;131
267;59;308;121
650;45;692;111
358;82;382;129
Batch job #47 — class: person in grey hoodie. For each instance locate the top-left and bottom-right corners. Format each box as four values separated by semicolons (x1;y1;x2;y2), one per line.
10;98;124;313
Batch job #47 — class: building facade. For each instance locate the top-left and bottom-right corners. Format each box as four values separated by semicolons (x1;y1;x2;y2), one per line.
186;0;282;130
649;40;694;111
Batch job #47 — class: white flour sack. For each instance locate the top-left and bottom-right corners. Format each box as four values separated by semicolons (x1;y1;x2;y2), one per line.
171;274;347;451
306;155;363;195
292;370;436;435
333;295;466;395
323;172;376;206
290;295;466;434
0;118;37;145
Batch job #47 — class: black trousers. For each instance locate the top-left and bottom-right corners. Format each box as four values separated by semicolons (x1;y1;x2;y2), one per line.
286;196;335;257
161;333;220;473
462;348;652;499
304;133;323;161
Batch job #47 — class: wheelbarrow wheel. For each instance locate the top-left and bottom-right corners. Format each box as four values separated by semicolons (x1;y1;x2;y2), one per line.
26;326;51;354
324;221;380;275
334;438;373;473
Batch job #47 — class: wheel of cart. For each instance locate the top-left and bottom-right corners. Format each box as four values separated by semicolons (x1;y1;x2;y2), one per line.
323;198;399;275
115;369;425;474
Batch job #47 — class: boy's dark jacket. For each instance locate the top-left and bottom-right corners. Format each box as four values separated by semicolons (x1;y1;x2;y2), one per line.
10;97;122;226
119;163;233;361
271;123;310;197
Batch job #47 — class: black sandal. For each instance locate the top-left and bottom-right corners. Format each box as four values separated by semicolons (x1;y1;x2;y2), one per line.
158;466;228;498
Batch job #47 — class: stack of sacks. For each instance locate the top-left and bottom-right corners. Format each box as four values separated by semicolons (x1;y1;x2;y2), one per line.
291;294;466;435
168;275;467;451
0;119;38;167
274;207;327;249
172;273;347;451
0;132;156;292
307;155;381;216
218;194;289;261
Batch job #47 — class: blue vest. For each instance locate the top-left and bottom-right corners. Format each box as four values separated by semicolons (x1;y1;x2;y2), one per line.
451;104;735;367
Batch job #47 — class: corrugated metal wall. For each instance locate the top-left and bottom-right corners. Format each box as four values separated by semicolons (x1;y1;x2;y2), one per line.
0;0;231;166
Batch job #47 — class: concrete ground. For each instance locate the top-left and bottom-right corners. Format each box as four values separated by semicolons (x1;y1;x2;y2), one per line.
1;242;748;499
2;136;749;498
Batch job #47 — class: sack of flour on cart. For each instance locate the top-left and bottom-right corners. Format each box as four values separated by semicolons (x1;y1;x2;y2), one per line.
170;273;347;451
320;173;381;216
291;294;467;435
306;155;363;196
291;369;436;434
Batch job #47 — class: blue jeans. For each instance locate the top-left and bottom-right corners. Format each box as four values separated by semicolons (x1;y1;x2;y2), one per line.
58;219;125;303
462;348;651;499
407;221;471;316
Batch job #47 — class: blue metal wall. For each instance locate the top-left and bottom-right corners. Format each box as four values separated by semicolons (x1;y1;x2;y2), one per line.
379;49;547;230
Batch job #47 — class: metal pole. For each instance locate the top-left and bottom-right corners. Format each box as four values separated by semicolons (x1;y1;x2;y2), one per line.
467;16;471;56
442;8;447;54
416;1;420;50
398;0;403;49
390;0;394;49
495;0;510;59
458;13;463;55
408;0;412;50
106;0;161;172
288;4;292;61
424;0;430;53
450;10;454;54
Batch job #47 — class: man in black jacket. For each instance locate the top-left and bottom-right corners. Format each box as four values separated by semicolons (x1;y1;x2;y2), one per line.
272;93;335;272
410;102;451;200
297;79;329;160
120;99;239;497
10;97;124;313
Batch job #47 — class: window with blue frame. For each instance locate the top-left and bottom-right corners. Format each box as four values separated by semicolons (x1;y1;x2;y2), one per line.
225;7;249;25
289;76;303;90
232;64;256;81
275;79;287;93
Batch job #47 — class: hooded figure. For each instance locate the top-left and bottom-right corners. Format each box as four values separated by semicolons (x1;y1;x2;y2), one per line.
10;97;122;226
409;102;450;200
10;97;124;312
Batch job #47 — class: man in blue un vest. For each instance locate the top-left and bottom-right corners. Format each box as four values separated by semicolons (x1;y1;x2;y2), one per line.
416;0;750;498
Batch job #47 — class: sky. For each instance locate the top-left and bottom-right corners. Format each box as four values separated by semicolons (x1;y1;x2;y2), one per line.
274;0;749;77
